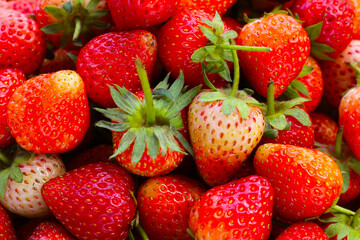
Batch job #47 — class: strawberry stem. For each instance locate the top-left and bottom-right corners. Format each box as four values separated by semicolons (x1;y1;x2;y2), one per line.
332;205;356;216
230;47;240;97
0;152;11;166
335;127;344;159
266;81;275;116
216;44;272;52
135;58;155;126
136;224;149;240
73;17;82;41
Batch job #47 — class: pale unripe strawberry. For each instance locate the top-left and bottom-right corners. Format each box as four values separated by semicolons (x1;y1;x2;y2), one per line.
1;154;66;218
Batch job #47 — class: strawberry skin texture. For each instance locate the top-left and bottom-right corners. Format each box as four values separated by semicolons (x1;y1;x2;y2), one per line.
290;0;355;59
351;0;360;39
157;10;229;88
76;30;157;108
0;204;16;240
237;14;310;99
189;175;274;240
28;221;75;240
138;175;206;240
188;91;265;186
310;112;338;145
276;222;329;240
322;40;360;108
339;86;360;162
6;70;90;154
0;9;46;75
177;0;236;15
0;69;25;149
254;144;343;221
41;162;136;240
39;49;78;74
8;0;37;17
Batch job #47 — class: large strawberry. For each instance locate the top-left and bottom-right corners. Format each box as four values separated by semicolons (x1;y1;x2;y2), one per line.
0;8;46;75
137;175;206;240
189;175;274;240
0;150;66;218
96;60;201;177
6;70;90;154
106;0;178;30
0;203;16;240
28;221;75;240
76;30;158;108
0;69;25;149
254;144;343;221
276;222;329;240
289;0;355;60
41;162;136;240
237;13;310;99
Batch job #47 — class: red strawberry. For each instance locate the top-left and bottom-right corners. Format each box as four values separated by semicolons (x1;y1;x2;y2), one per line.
338;168;360;206
41;162;136;240
0;203;16;240
310;112;338;145
276;222;329;240
28;221;75;240
0;8;46;75
176;0;236;15
290;0;355;60
39;49;78;74
1;152;66;218
322;40;360;108
106;0;178;30
254;144;343;221
0;69;25;149
6;70;90;154
237;13;310;99
76;30;157;108
189;175;274;240
137;175;206;240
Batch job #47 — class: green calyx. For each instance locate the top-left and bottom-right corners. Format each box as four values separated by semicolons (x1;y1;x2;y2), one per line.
263;81;312;138
41;0;110;48
95;60;201;165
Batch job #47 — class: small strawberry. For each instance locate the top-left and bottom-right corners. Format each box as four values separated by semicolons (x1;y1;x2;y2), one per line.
41;162;136;240
39;48;78;74
237;13;310;99
189;175;274;240
0;8;46;75
0;150;66;218
106;0;178;30
28;221;75;240
137;175;206;240
322;40;360;108
0;69;26;149
176;0;236;15
310;112;338;145
7;70;90;154
276;222;329;240
254;143;343;221
76;30;158;108
289;0;355;60
0;203;16;240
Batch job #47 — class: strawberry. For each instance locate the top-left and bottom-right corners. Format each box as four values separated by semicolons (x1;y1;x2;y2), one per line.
189;175;274;240
237;13;310;99
28;221;75;240
76;30;157;108
137;175;206;240
176;0;236;15
0;8;46;75
276;222;329;240
0;151;66;218
322;40;360;108
0;203;16;240
310;112;338;145
254;144;343;221
106;0;178;30
39;48;78;74
289;0;355;61
351;0;360;39
0;69;26;149
41;162;136;240
6;70;90;154
36;0;112;49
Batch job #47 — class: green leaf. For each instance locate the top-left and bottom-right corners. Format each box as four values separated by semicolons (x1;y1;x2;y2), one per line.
325;223;346;238
145;129;159;159
283;108;312;126
169;114;184;130
351;208;360;230
202;18;214;28
218;62;232;82
172;129;194;157
111;130;136;158
267;114;288;130
296;65;314;79
191;47;208;62
9;165;22;183
221;30;238;40
155;73;170;89
86;0;100;11
95;120;128;132
154;127;167;156
44;6;67;20
201;64;217;90
348;230;360;240
348;157;360;175
87;20;111;30
291;80;309;97
168;71;184;98
166;85;201;119
305;21;323;41
0;169;10;201
66;52;77;65
336;161;350;193
204;45;217;55
198;91;226;102
152;89;175;99
264;120;278;138
89;9;109;19
62;1;73;12
163;129;185;154
212;12;224;36
277;97;310;110
131;129;146;165
41;23;64;35
222;97;237;115
199;25;218;45
337;225;352;240
311;48;336;62
236;100;250;120
311;42;335;53
282;85;301;99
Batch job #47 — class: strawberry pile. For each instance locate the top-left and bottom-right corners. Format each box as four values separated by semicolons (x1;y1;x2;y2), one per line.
1;0;360;239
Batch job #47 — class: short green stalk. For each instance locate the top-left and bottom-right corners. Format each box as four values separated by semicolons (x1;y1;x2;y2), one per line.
266;81;275;116
332;205;356;216
136;224;149;240
216;44;272;52
230;48;240;97
73;17;82;41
